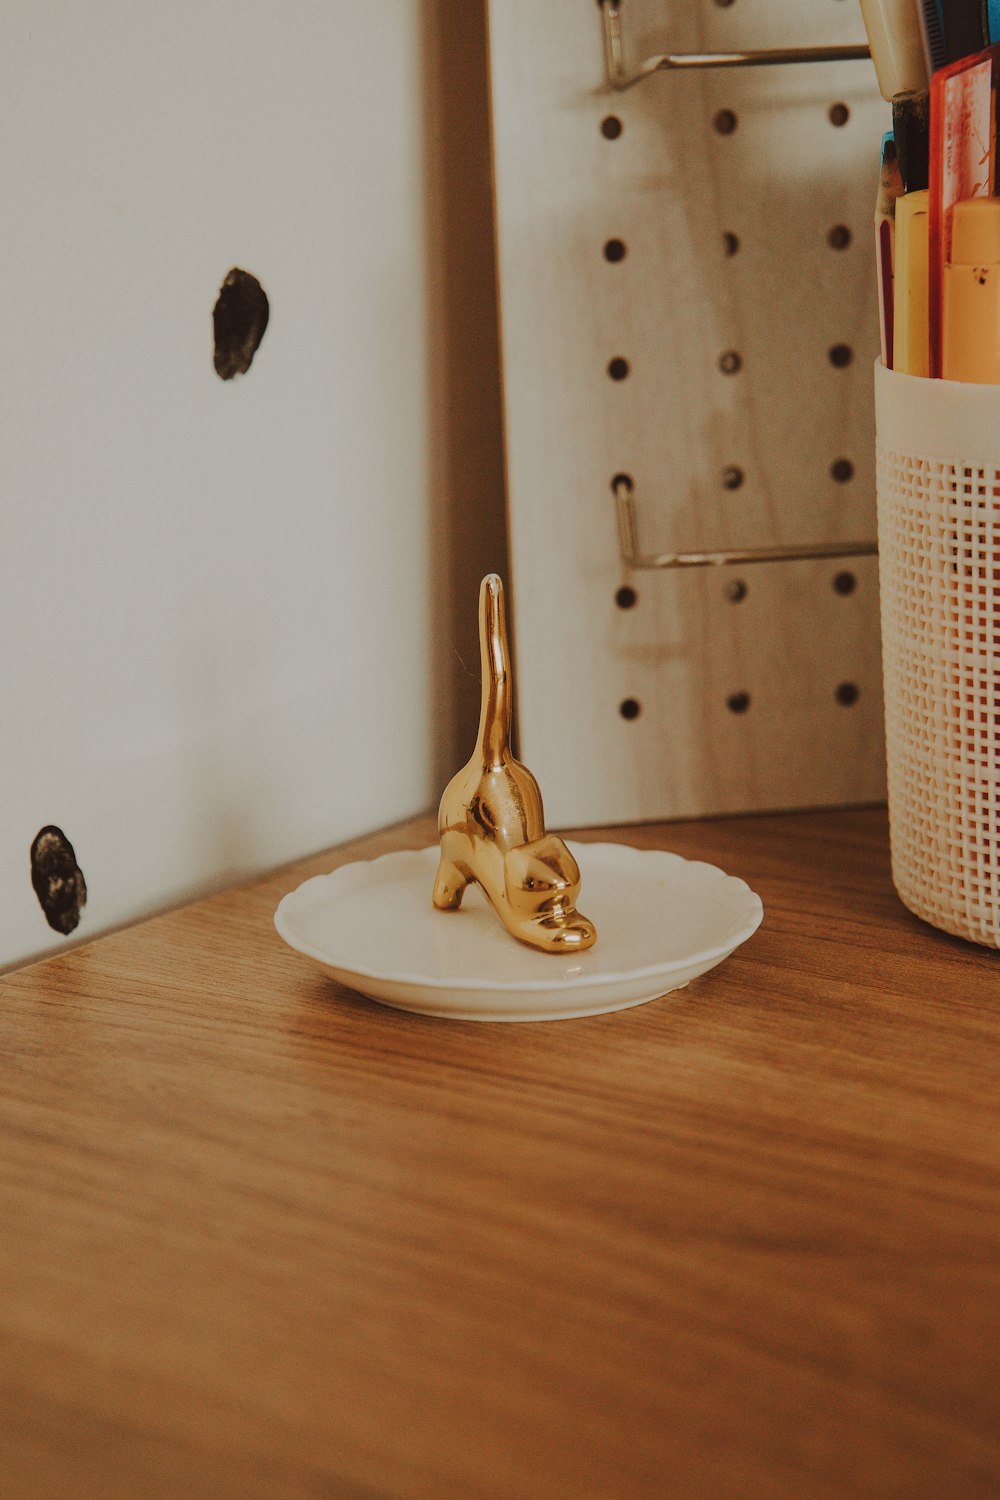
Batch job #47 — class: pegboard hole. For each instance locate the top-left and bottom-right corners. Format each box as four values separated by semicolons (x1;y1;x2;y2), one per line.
713;109;738;136
726;579;748;602
601;115;623;140
604;238;627;263
727;691;751;714
616;585;638;610
722;465;745;490
607;357;630;381
831;458;854;482
722;231;740;257
828;224;852;250
718;350;743;375
611;471;634;492
829;343;853;368
833;571;857;595
829;102;850;127
620;697;642;720
836;681;860;705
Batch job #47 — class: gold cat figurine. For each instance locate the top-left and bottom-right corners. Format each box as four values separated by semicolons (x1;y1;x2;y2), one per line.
433;574;597;953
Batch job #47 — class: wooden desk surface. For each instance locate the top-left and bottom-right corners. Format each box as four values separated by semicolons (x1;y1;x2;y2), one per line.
2;808;999;1500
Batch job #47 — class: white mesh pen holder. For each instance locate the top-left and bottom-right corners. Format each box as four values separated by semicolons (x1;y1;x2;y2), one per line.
875;361;1000;947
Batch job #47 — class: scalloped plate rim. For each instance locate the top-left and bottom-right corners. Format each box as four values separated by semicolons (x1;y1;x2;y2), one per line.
275;842;763;996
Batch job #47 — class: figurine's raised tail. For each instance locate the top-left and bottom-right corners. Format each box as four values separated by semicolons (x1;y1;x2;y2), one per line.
477;573;512;770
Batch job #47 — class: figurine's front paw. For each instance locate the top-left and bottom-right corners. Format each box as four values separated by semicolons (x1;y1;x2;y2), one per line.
516;909;597;953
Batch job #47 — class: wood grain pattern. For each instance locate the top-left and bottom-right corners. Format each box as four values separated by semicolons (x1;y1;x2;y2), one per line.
488;0;889;824
2;809;999;1499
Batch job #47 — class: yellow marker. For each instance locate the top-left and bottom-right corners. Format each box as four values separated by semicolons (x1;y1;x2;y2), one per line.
893;189;930;377
943;197;1000;384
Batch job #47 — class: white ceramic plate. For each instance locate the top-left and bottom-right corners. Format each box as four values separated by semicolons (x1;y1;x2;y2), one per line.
274;842;763;1022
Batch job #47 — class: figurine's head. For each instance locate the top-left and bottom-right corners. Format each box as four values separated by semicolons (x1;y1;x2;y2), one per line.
503;835;597;951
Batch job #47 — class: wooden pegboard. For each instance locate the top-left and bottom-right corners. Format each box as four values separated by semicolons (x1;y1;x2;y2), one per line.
488;0;889;825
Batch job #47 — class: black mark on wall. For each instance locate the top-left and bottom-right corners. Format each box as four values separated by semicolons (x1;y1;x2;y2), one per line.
30;826;87;935
213;268;269;379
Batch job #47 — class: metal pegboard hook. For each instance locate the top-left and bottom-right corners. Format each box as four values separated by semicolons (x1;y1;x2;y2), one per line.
599;0;871;92
613;476;878;569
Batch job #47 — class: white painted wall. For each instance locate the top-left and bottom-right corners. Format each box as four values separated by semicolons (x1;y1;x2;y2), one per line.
1;1;506;966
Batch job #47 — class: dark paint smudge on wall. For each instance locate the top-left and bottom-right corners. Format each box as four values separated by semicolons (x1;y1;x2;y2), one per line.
213;268;269;379
30;826;87;935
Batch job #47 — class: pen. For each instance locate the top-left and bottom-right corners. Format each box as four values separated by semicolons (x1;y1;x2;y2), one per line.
892;89;931;190
917;0;949;71
875;134;905;367
893;190;931;375
940;0;990;61
859;0;929;98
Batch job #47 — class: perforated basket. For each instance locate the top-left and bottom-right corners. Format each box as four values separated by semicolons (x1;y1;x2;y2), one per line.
875;361;1000;947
